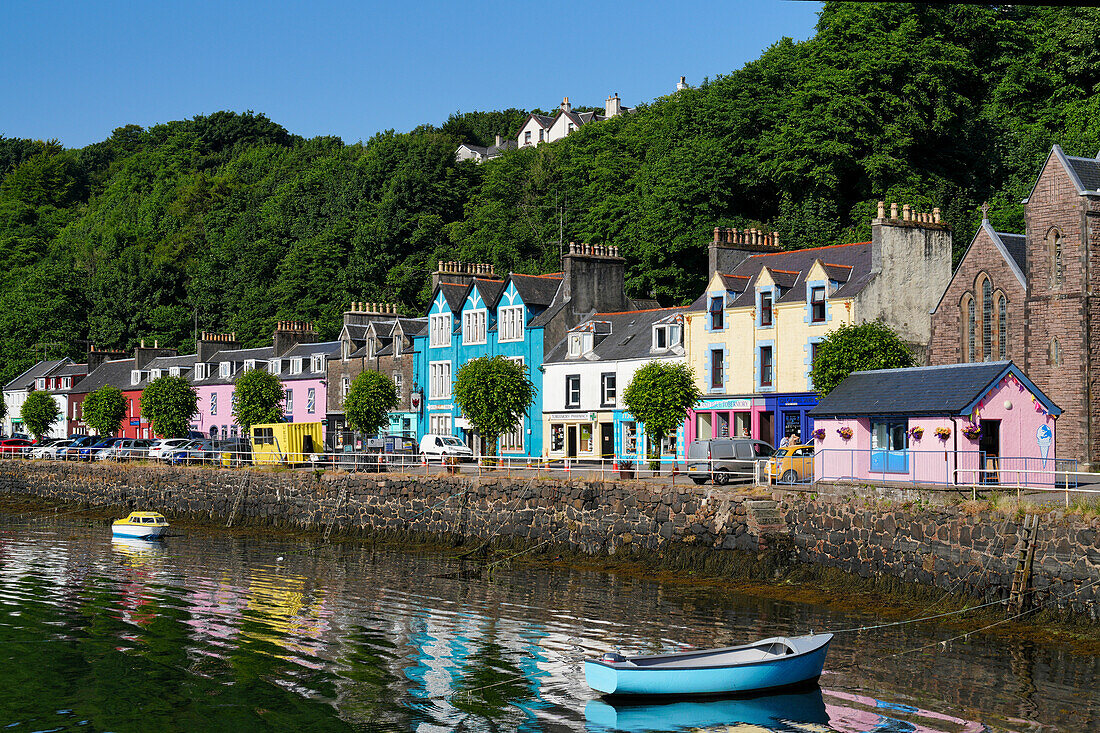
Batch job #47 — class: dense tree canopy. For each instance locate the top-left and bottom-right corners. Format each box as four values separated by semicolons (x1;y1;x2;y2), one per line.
343;371;399;436
810;321;915;396
1;5;1099;386
140;375;199;438
232;369;285;430
452;356;535;456
82;386;127;437
20;391;59;440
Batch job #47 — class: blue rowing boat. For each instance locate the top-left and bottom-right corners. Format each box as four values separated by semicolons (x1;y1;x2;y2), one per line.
584;633;832;697
584;687;829;730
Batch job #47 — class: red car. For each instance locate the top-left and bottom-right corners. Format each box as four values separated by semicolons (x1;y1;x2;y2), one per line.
0;438;33;455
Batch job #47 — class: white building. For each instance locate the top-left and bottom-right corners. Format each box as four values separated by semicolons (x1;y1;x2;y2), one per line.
516;94;633;149
455;134;517;164
541;307;687;462
2;358;87;438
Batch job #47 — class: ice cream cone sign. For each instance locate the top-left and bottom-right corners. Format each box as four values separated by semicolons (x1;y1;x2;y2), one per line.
1037;424;1053;468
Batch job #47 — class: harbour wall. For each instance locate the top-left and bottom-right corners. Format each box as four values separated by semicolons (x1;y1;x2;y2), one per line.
0;461;1096;620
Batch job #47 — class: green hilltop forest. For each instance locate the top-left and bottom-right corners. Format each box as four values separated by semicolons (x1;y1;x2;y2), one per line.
1;3;1099;385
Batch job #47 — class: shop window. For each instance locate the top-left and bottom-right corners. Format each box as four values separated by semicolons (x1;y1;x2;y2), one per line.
579;424;593;453
696;413;712;440
716;411;730;438
622;422;637;455
551;424;565;452
871;420;908;473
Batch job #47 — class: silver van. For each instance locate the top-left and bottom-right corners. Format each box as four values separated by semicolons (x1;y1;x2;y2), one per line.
686;438;774;485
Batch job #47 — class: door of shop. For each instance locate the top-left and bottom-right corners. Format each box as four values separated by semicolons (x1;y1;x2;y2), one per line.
566;426;578;458
759;411;774;445
600;423;613;458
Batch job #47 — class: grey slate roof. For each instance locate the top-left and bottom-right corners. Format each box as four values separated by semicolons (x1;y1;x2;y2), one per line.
274;341;341;381
1065;154;1100;193
191;346;274;387
71;358;135;394
55;363;88;378
509;273;562;308
999;232;1027;273
4;358;66;391
437;282;468;312
544;307;686;364
808;361;1061;418
471;278;505;306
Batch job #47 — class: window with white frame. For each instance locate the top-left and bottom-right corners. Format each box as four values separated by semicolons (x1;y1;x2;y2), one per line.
169;366;180;377
393;372;403;400
652;324;680;351
194;363;208;379
463;310;487;345
219;362;231;378
243;359;256;371
285;389;294;413
393;336;402;357
311;355;325;372
290;358;303;375
268;358;281;373
568;334;583;357
62;377;71;389
150;369;162;380
342;340;352;361
601;373;617;407
500;418;524;453
429;413;452;435
36;378;46;390
307;387;316;413
130;371;141;386
499;305;524;341
210;392;218;416
430;313;452;347
565;375;581;408
342;377;350;397
430;361;452;399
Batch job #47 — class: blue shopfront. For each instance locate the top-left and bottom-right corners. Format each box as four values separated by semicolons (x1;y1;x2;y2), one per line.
766;393;818;446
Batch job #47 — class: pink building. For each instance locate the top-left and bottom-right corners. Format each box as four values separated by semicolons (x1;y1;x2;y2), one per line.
809;362;1063;487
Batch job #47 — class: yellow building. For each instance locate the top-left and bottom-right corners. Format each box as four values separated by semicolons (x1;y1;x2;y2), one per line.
685;205;953;447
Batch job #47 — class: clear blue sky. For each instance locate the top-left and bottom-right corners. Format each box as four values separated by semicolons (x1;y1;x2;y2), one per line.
2;0;822;148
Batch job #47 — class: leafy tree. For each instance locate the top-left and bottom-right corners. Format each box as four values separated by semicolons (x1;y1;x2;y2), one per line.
343;371;399;436
82;386;127;437
0;394;6;423
140;375;198;438
810;320;915;396
622;363;701;468
233;369;285;431
452;356;535;457
20;391;59;440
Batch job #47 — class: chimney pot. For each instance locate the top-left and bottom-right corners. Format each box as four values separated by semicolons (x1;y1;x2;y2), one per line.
932;207;941;223
495;133;501;147
141;339;145;348
890;202;898;219
877;201;886;219
903;204;911;221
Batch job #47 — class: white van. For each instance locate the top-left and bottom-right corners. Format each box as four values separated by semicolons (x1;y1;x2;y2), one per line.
418;434;475;462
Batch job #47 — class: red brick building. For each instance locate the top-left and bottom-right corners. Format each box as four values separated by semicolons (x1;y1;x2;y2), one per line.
930;144;1100;465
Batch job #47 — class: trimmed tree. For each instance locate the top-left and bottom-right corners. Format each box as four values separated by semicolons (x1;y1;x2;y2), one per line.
622;362;701;470
82;385;127;437
810;321;915;397
344;371;399;436
233;368;285;431
20;391;60;440
140;375;199;438
452;356;535;457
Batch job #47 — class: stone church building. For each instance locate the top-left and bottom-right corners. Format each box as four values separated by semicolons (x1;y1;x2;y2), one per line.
929;144;1100;465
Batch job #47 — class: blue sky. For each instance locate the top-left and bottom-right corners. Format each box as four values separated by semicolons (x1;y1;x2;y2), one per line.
2;0;822;148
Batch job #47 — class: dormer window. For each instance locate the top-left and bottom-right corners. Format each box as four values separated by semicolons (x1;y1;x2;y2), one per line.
62;377;71;389
150;369;162;380
243;359;256;371
310;355;325;373
499;306;524;341
35;378;46;390
268;358;281;373
709;297;724;330
393;337;402;357
430;313;452;348
169;367;180;377
342;341;352;361
219;362;232;378
568;334;583;357
290;358;303;375
810;286;826;323
463;310;487;345
652;324;681;351
194;363;207;380
760;292;773;327
130;371;141;386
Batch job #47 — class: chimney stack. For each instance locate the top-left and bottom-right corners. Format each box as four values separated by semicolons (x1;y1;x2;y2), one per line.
273;320;318;357
561;96;571;113
707;226;783;279
87;345;127;373
431;260;497;290
197;331;241;363
495;133;502;147
605;93;622;118
562;242;629;317
134;340;177;370
677;76;688;91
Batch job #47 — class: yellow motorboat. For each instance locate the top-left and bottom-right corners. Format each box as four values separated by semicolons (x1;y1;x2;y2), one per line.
111;511;170;539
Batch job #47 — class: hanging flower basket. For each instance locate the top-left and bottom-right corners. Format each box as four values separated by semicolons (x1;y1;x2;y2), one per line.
908;426;924;440
934;427;952;440
836;426;853;441
812;428;826;441
961;422;982;440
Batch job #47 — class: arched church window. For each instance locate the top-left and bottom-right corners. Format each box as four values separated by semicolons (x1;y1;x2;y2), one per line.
998;294;1007;360
967;298;976;362
982;279;993;361
1048;228;1063;288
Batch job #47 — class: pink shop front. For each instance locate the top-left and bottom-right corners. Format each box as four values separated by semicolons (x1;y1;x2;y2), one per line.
808;362;1066;487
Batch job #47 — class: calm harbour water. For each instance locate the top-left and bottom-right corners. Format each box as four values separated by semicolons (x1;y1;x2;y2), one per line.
0;511;1096;732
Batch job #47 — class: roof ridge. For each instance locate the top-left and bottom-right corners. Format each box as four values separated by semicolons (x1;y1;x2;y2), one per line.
849;360;1010;376
593;307;683;316
822;262;854;269
748;241;869;257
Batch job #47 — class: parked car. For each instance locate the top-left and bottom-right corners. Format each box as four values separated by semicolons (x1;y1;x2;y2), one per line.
686;438;774;485
166;440;218;465
77;437;124;461
57;436;97;460
216;438;252;467
418;434;475;463
148;438;193;462
766;444;815;484
30;438;76;460
96;438;153;461
0;438;34;456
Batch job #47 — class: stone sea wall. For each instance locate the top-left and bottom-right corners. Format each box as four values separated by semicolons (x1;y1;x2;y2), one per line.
0;461;1096;619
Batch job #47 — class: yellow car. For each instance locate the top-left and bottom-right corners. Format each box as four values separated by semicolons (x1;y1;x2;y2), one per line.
767;444;814;483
